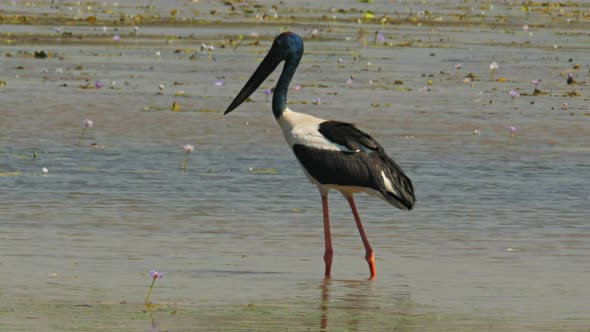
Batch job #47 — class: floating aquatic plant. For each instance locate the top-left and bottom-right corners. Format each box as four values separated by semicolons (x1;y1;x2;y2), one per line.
310;29;320;39
363;10;375;21
0;172;21;177
293;84;302;91
346;76;353;87
34;50;48;59
531;79;546;95
248;167;279;174
144;270;163;305
172;101;181;112
312;96;321;105
489;62;499;81
566;72;576;85
182;144;194;172
79;119;93;146
201;44;214;61
565;89;582;97
214;80;225;87
95;80;104;89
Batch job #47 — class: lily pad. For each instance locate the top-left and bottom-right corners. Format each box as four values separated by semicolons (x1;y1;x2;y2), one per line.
0;172;21;176
34;50;48;59
363;11;375;20
393;86;412;92
248;167;279;174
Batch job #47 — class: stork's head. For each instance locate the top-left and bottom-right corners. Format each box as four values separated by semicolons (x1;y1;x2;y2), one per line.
224;32;303;115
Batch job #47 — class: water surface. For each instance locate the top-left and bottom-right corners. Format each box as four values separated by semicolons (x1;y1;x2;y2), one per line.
1;0;589;330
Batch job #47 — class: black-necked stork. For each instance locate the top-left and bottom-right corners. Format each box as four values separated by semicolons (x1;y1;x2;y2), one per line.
225;32;415;280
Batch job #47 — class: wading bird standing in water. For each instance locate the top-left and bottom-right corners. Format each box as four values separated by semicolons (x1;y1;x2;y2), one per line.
225;32;415;280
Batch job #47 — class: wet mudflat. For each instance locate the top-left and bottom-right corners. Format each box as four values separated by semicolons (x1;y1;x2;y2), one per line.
1;0;590;331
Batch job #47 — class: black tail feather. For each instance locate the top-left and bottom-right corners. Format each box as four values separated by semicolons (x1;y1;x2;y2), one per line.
381;156;415;210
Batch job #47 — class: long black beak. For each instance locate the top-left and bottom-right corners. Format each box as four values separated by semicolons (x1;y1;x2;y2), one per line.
224;51;280;115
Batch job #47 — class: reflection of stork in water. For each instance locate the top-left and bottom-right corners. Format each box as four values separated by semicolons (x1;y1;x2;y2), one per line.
225;32;415;280
319;279;376;331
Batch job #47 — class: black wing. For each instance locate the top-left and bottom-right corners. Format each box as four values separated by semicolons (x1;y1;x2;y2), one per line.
318;120;381;152
293;121;415;210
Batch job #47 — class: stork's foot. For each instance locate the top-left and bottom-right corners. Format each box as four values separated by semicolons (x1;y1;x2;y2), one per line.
366;250;376;280
324;249;334;278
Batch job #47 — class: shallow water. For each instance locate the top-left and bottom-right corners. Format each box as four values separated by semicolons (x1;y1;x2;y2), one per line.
1;0;590;331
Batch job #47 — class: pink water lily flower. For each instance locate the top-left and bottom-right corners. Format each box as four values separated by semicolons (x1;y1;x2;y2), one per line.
454;64;462;79
145;269;164;305
263;88;273;102
79;119;94;146
506;125;517;144
346;76;353;87
150;270;163;279
376;32;385;43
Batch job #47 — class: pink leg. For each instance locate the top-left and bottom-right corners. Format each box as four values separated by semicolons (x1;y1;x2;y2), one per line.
322;193;333;279
346;194;376;280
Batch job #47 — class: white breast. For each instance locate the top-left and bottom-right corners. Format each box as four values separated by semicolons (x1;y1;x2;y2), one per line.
277;108;354;152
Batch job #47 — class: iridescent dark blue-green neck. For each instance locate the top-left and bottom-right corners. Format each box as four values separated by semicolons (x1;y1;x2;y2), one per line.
272;36;303;119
